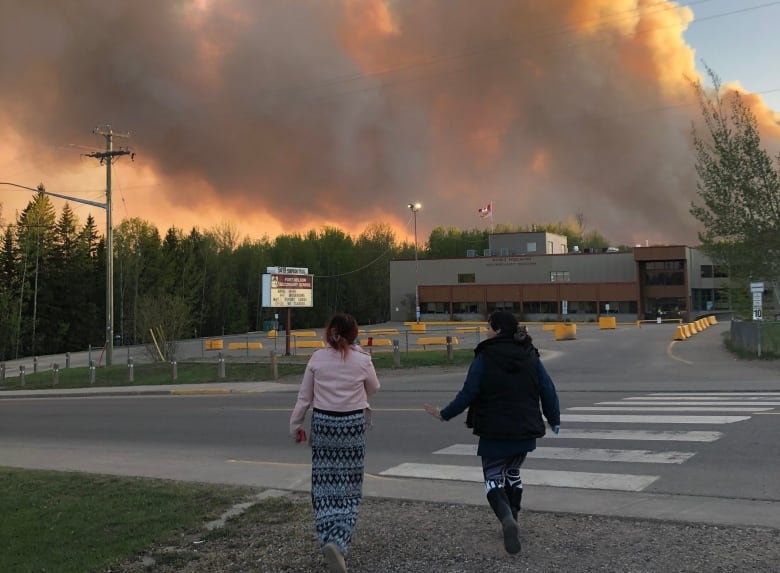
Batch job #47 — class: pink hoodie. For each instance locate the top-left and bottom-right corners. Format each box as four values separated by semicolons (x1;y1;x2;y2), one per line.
289;345;380;435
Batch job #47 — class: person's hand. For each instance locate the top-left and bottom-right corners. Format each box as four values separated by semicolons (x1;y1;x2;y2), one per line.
424;403;442;421
294;428;307;443
550;424;560;435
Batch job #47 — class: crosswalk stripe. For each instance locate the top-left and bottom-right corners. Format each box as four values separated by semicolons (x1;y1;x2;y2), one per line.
650;392;780;397
434;444;694;463
569;406;772;412
598;401;780;406
540;429;723;441
561;414;750;424
380;463;659;492
626;396;780;401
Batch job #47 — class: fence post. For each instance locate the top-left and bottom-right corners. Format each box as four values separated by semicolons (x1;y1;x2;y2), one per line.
271;351;278;380
65;352;71;368
393;339;401;367
33;357;38;373
0;363;5;383
89;360;96;385
446;335;453;361
52;364;60;386
171;360;178;381
19;365;25;386
128;358;134;382
218;353;225;379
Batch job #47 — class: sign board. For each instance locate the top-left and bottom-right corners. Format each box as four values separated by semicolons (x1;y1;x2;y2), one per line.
751;283;763;321
562;300;568;315
262;273;314;308
267;266;308;275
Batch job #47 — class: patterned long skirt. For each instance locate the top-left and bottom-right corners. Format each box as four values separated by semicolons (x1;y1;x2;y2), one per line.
310;409;366;555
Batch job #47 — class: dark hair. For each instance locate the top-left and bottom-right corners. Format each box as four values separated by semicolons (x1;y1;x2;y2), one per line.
324;313;359;358
488;311;533;345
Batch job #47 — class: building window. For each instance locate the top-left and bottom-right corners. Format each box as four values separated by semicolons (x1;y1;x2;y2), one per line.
701;265;713;278
548;241;553;253
453;302;479;314
550;271;570;282
567;301;597;314
523;301;557;313
421;302;448;314
644;261;684;285
527;242;537;252
458;273;476;283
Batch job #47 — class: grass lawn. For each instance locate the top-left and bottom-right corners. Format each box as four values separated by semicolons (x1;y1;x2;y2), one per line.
0;349;475;391
0;467;254;573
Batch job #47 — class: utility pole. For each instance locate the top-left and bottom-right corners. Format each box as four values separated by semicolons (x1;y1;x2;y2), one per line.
86;125;133;367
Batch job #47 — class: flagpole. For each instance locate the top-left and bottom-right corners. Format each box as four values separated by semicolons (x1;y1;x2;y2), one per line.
490;200;494;234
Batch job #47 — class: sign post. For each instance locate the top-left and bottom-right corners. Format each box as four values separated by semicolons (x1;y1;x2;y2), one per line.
262;267;313;355
750;282;764;357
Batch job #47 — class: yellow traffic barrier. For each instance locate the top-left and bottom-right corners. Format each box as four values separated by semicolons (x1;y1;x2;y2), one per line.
204;339;223;350
598;316;617;329
292;331;318;337
370;328;400;335
682;324;692;337
360;338;393;347
673;325;688;340
295;340;326;349
708;315;718;325
542;324;559;331
554;324;577;341
267;330;278;338
227;342;263;350
409;323;427;333
687;322;699;334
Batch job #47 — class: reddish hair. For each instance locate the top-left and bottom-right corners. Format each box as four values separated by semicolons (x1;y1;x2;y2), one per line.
324;313;359;358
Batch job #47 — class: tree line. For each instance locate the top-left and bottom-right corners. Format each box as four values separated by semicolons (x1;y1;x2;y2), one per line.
0;194;611;361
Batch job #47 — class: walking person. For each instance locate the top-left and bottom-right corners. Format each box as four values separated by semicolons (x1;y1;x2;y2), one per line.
290;313;381;573
424;311;560;554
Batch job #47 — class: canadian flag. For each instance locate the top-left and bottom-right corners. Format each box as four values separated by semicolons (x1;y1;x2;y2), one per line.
478;202;492;219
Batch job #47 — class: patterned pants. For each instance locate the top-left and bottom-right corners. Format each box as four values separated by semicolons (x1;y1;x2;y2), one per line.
481;453;528;492
310;410;366;556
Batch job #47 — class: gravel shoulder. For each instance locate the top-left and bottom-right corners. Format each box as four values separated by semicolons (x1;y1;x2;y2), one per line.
111;492;780;573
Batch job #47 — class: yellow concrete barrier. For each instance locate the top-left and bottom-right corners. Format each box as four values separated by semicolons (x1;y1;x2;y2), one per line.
598;316;617;329
674;325;688;340
542;324;559;331
409;323;427;333
554;324;577;341
295;340;325;349
370;328;400;335
227;342;263;350
708;315;718;325
682;324;692;337
687;322;699;334
455;326;487;333
267;330;278;338
292;331;318;337
204;339;223;350
360;338;393;347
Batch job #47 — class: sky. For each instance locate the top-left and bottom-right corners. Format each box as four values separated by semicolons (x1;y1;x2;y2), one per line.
1;0;779;248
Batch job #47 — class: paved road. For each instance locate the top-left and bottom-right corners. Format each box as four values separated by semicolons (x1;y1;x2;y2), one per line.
1;321;779;530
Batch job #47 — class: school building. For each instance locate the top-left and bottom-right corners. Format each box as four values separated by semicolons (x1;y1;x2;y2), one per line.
389;231;729;323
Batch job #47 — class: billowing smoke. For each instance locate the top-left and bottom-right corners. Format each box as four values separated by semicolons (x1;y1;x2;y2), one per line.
1;0;778;246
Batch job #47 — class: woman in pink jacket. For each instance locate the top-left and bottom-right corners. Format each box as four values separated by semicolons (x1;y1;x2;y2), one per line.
289;313;381;573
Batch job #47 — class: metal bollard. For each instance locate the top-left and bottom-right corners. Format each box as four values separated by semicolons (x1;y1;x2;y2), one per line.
128;358;135;382
218;357;226;379
392;339;401;367
89;361;96;385
65;352;71;368
52;364;60;386
171;361;178;381
0;363;5;382
19;365;26;386
446;336;453;360
271;351;278;380
33;357;38;373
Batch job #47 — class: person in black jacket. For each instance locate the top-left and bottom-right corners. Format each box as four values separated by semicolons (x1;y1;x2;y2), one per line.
424;311;560;554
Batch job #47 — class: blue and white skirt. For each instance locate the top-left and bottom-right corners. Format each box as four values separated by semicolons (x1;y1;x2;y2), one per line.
310;408;367;555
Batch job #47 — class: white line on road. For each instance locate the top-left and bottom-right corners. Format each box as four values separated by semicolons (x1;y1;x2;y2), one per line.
380;463;659;492
541;429;723;441
569;406;772;412
626;396;780;401
434;444;694;463
598;401;780;406
649;393;780;397
561;414;750;424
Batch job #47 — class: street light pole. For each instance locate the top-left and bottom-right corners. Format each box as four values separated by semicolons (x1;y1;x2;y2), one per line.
407;202;421;323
